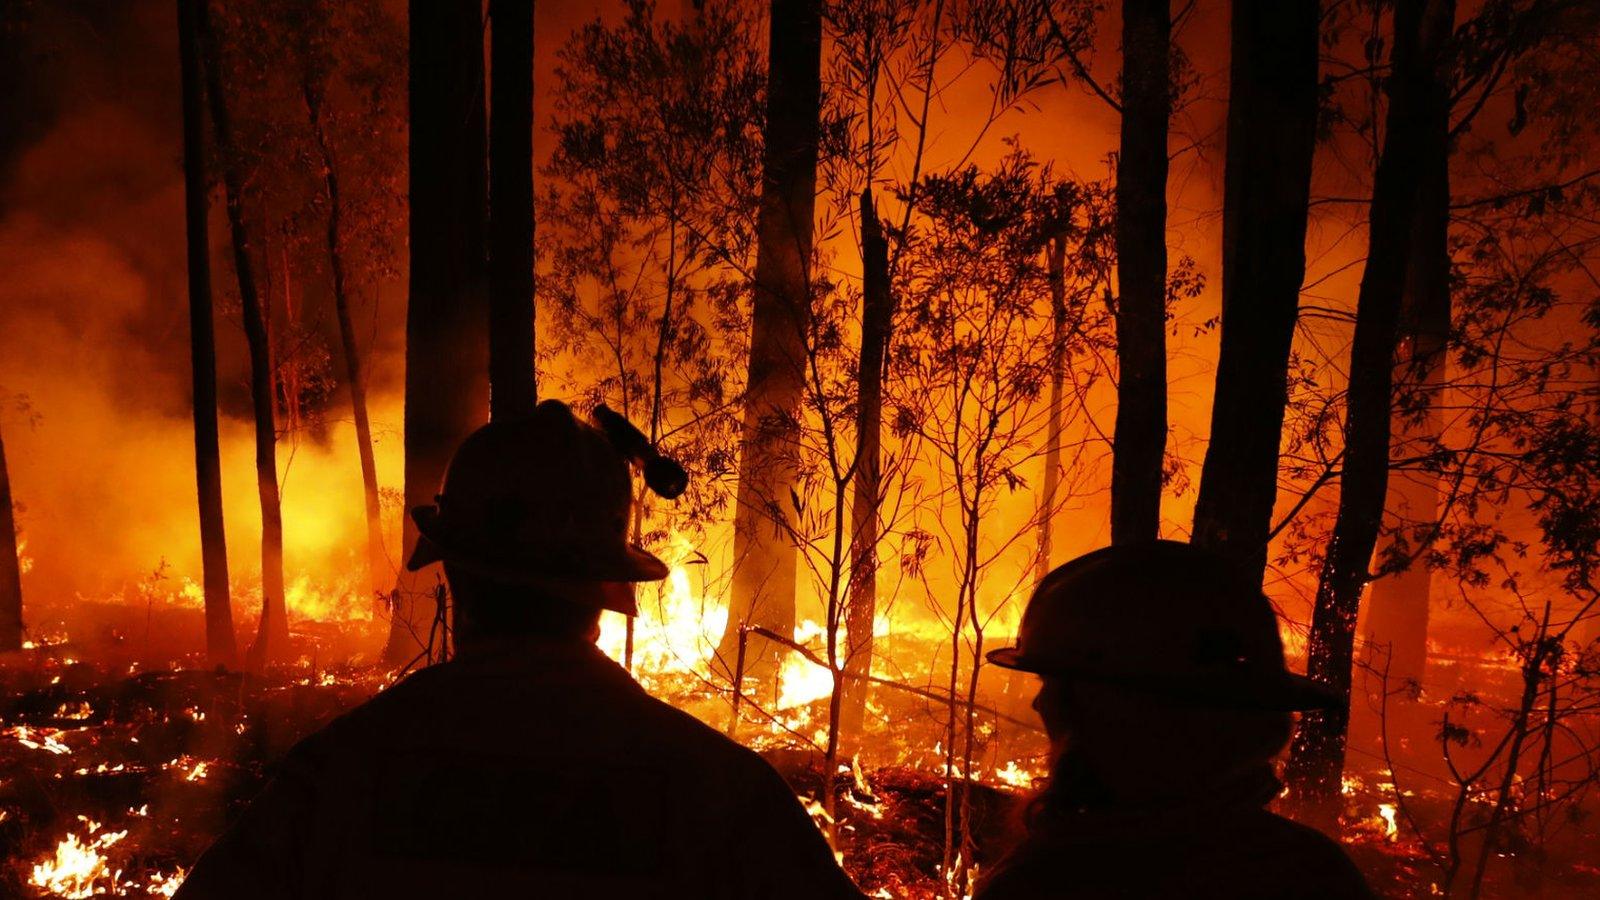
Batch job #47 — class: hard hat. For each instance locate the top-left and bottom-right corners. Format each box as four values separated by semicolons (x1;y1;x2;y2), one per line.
405;400;670;613
987;540;1336;710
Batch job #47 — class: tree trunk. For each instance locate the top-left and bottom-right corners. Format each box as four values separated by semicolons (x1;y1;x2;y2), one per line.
385;0;490;665
1038;232;1068;581
178;0;235;669
301;73;387;602
0;417;22;651
842;187;891;740
1582;388;1600;649
717;0;823;684
1190;0;1320;584
1109;0;1170;545
199;0;287;667
488;0;537;420
1361;55;1452;690
1285;0;1454;814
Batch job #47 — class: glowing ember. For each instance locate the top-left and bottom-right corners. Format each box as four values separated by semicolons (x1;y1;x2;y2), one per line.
72;762;129;776
54;702;93;721
10;725;73;755
165;756;210;781
1376;803;1399;841
29;818;127;899
146;871;187;897
992;759;1037;790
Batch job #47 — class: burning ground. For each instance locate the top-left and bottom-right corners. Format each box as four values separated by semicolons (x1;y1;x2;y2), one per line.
2;585;1597;899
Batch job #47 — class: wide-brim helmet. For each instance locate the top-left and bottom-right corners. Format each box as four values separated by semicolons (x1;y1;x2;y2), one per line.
987;540;1337;711
404;399;670;614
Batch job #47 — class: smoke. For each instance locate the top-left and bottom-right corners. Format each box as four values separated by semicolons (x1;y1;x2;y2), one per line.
0;0;405;627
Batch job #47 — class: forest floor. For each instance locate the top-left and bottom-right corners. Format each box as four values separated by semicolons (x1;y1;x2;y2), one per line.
0;605;1596;898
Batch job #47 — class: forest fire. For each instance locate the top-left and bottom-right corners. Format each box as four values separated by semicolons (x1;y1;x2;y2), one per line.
3;0;1600;897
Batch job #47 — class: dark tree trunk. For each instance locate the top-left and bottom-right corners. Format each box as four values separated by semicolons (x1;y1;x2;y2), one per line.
178;0;235;669
1038;232;1069;581
385;0;490;664
1361;53;1452;690
199;0;287;667
0;418;22;651
1285;0;1454;814
488;0;537;420
842;187;892;739
1109;0;1170;545
717;0;823;683
1190;0;1320;584
301;72;387;601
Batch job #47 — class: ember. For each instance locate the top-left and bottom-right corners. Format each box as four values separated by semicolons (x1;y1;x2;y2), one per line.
30;818;128;899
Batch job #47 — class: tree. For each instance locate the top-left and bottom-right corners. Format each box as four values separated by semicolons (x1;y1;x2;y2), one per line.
489;0;537;420
0;408;22;651
1189;0;1320;584
720;0;824;681
894;148;1109;896
1357;0;1584;692
1272;0;1596;714
1285;0;1454;813
824;0;940;750
542;0;764;669
294;0;394;603
1360;0;1455;691
385;0;490;664
178;0;235;669
199;0;289;667
826;0;923;743
1109;0;1170;545
843;186;890;737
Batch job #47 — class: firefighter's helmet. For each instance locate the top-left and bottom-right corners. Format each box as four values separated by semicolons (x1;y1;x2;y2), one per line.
987;540;1336;710
405;400;671;613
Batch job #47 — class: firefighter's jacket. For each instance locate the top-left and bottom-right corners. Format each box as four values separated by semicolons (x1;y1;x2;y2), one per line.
175;636;864;900
974;784;1375;900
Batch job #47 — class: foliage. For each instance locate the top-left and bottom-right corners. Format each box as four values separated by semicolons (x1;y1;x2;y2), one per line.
890;142;1115;893
204;0;405;441
540;0;766;541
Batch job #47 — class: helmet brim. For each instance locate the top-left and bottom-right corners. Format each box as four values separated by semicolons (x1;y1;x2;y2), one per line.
985;646;1340;711
404;505;670;614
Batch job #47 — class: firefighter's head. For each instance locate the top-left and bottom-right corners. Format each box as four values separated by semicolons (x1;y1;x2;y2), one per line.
989;541;1335;804
405;399;671;640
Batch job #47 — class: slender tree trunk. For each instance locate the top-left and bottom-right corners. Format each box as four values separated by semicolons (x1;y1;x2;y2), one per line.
301;75;387;600
718;0;823;684
842;187;891;741
1003;233;1071;719
1109;0;1170;544
1362;47;1452;689
1285;0;1453;814
1190;0;1320;584
1581;393;1600;650
178;0;234;669
385;0;490;664
0;418;22;651
199;1;287;667
489;0;537;420
1038;233;1068;581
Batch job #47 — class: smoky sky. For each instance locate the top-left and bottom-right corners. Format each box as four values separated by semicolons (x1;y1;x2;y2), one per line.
3;0;215;419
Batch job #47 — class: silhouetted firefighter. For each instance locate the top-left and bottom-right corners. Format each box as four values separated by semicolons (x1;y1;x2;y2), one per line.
976;541;1374;900
175;400;862;900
